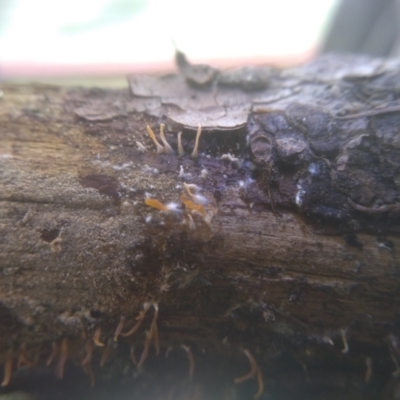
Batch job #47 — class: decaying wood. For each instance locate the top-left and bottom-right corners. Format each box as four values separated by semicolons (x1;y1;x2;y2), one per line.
1;53;400;398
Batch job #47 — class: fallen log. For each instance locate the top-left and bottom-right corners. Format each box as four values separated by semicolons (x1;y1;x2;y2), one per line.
1;53;400;399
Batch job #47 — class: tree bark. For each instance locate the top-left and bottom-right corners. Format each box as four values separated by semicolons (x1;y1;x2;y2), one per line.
1;54;400;399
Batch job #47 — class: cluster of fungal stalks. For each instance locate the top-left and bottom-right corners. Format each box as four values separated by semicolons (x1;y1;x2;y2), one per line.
143;124;216;227
0;117;257;395
0;301;267;400
121;302;159;368
143;123;202;158
0;303;160;388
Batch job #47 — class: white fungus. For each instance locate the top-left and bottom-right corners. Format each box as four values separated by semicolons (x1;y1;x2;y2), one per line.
200;169;208;179
136;141;147;152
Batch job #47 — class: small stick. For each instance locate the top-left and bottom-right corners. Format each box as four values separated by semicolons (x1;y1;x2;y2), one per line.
159;124;173;154
113;316;126;342
1;354;13;387
146;125;164;153
336;104;400;120
93;326;105;347
191;124;202;158
347;197;400;214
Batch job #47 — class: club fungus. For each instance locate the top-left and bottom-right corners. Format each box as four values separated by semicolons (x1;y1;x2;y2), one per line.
146;125;165;154
17;344;34;368
234;349;264;399
1;354;13;387
254;366;264;399
159;123;173;154
136;141;147;152
82;341;95;387
183;182;208;205
191;124;202;158
177;131;184;156
145;198;180;212
122;302;151;337
113;316;126;342
100;339;113;367
82;360;95;387
234;349;257;384
93;325;105;347
181;345;195;378
137;303;159;368
81;341;94;367
55;338;69;380
340;328;349;354
130;345;137;365
150;303;159;355
180;194;207;217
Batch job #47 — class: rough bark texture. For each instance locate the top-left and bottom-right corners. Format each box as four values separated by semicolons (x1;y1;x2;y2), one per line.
1;53;400;399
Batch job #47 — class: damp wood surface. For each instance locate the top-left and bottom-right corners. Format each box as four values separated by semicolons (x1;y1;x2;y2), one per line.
1;54;400;399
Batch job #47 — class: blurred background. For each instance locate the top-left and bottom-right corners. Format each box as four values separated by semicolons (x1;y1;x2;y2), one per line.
1;0;400;86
